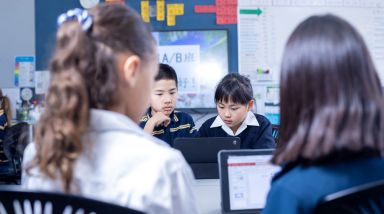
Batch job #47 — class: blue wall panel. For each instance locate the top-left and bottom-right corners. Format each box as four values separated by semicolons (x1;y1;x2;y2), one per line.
35;0;81;70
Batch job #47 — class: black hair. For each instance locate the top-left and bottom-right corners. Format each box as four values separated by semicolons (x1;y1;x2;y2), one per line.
272;14;384;165
156;63;178;87
214;73;253;105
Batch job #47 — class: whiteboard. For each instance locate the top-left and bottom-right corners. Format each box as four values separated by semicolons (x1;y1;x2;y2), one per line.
238;0;384;122
238;0;384;83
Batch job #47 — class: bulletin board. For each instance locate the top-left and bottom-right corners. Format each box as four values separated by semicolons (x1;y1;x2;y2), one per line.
238;0;384;124
237;0;384;125
238;0;384;84
35;0;238;110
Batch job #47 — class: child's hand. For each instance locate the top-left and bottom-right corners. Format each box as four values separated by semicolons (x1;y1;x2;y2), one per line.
151;112;171;127
143;112;171;134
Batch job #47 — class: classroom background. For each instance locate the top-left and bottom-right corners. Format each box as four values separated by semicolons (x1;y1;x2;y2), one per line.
1;0;383;128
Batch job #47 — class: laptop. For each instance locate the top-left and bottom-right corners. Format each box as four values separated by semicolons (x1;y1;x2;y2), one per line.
173;137;241;179
218;149;280;214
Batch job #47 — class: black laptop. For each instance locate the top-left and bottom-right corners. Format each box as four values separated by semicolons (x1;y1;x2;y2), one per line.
173;137;241;179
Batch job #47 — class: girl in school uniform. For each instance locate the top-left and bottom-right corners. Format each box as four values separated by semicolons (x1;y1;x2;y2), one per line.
22;5;198;214
198;73;275;149
0;89;12;143
0;89;12;163
263;15;384;214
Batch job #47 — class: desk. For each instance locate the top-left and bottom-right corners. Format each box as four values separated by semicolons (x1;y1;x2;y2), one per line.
192;179;221;214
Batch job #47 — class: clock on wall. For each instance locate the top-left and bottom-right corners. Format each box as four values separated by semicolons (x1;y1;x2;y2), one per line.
80;0;100;9
21;88;33;101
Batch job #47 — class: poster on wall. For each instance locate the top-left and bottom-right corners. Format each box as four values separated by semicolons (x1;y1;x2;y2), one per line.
35;70;50;95
254;84;280;125
15;56;35;87
264;86;280;125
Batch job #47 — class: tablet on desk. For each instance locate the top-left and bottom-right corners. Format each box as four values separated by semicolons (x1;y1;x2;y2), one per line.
174;137;241;179
218;149;280;214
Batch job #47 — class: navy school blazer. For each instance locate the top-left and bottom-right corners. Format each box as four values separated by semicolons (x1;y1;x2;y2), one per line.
198;113;275;149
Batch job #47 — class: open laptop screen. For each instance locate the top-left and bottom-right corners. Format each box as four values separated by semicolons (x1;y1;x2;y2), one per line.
219;150;280;213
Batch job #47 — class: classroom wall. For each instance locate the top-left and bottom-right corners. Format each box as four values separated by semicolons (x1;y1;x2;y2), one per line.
33;0;237;124
35;0;238;73
34;0;239;126
35;0;81;70
0;0;35;88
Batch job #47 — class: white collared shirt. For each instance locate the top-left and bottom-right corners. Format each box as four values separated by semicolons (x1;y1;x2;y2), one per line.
210;111;259;136
22;109;199;214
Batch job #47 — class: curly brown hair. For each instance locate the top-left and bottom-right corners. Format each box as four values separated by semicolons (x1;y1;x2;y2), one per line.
29;4;155;192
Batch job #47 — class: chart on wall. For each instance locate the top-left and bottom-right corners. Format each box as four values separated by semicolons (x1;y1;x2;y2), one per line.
238;0;384;83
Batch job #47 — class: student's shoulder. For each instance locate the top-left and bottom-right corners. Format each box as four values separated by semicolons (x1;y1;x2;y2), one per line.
105;132;184;164
139;114;150;123
174;111;194;122
129;136;189;172
174;111;193;118
96;134;191;195
200;116;217;128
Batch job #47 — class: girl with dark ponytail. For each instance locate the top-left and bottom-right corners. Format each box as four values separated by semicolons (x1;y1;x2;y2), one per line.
263;15;384;214
22;5;197;214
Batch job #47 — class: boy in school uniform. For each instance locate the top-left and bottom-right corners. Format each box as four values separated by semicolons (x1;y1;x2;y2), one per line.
140;63;197;146
199;73;275;149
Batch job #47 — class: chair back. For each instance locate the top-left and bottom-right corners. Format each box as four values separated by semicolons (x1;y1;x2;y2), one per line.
271;124;279;145
315;179;384;214
0;186;145;214
3;122;29;159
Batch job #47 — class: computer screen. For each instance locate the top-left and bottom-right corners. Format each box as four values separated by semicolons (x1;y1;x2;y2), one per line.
152;29;229;109
227;154;280;210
